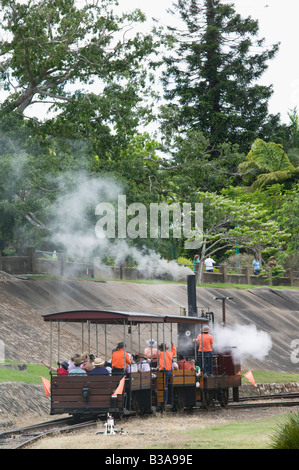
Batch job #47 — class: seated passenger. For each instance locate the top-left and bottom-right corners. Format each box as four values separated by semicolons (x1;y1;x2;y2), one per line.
41;360;69;376
127;355;140;373
89;358;109;375
144;339;157;366
68;353;80;371
81;353;95;373
104;361;112;375
177;354;195;371
135;353;150;372
68;356;87;375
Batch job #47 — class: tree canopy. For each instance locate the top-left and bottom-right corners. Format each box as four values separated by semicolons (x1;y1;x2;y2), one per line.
0;0;298;271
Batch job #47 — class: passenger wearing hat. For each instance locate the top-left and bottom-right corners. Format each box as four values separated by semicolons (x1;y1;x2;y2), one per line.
135;353;151;372
196;325;214;376
41;359;69;376
68;353;80;371
111;342;131;375
68;356;87;375
89;358;109;376
81;353;95;373
144;339;158;365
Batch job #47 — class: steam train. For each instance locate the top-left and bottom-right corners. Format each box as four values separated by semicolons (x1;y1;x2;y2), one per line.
42;276;241;417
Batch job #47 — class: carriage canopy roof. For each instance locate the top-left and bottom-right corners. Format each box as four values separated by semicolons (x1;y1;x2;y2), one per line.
42;309;209;325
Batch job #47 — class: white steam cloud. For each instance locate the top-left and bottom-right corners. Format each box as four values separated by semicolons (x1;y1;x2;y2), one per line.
48;172;191;281
212;322;272;364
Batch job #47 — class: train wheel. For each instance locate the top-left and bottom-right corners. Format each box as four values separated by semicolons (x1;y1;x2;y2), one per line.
218;389;229;408
132;393;144;416
202;390;211;411
172;391;185;412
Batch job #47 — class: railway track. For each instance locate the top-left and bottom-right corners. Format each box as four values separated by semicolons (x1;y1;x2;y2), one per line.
1;393;298;448
223;392;299;410
0;417;98;449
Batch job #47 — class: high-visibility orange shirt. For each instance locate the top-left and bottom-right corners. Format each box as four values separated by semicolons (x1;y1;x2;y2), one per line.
196;333;213;352
158;343;176;371
112;349;131;369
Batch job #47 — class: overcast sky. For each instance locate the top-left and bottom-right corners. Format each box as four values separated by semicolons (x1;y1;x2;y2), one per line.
120;0;299;125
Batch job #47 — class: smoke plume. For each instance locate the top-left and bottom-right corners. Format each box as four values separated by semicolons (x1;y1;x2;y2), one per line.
212;322;273;364
48;172;191;281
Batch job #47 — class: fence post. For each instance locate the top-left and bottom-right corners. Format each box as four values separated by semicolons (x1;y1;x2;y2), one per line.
221;265;228;283
268;268;273;286
58;252;66;276
25;247;35;274
244;266;250;285
286;268;294;286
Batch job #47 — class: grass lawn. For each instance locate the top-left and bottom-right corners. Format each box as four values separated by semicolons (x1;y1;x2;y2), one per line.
0;363;50;384
183;415;287;449
241;370;299;384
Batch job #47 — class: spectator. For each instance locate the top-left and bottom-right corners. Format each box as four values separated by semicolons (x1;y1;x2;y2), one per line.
252;256;260;275
204;256;216;272
193;254;200;274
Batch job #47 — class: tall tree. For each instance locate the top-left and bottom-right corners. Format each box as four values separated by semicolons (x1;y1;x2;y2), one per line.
160;0;280;153
0;0;159;131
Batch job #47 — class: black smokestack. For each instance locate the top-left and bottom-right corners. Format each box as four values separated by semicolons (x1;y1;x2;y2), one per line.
187;275;197;317
177;275;198;358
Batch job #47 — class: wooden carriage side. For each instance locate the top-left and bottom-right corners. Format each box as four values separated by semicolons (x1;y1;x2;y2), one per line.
50;375;124;415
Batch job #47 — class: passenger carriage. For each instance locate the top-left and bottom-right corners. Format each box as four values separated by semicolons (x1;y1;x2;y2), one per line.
42;308;241;417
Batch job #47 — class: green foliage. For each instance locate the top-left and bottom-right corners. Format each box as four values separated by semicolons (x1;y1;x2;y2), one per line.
239;138;298;189
177;256;193;267
270;412;299;449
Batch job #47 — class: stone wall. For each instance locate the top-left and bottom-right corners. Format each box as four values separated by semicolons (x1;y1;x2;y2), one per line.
0;383;50;428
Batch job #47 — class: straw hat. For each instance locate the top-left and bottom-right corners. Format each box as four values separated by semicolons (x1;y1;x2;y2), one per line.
202;325;210;332
94;358;105;367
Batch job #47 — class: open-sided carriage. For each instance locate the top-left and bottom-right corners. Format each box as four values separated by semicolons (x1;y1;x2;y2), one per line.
42;307;241;417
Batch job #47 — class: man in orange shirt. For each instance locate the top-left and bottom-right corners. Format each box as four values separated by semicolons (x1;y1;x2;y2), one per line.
158;342;176;404
196;325;213;376
111;342;131;375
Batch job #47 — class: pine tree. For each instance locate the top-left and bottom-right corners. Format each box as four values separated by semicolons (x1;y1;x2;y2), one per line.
160;0;280;152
